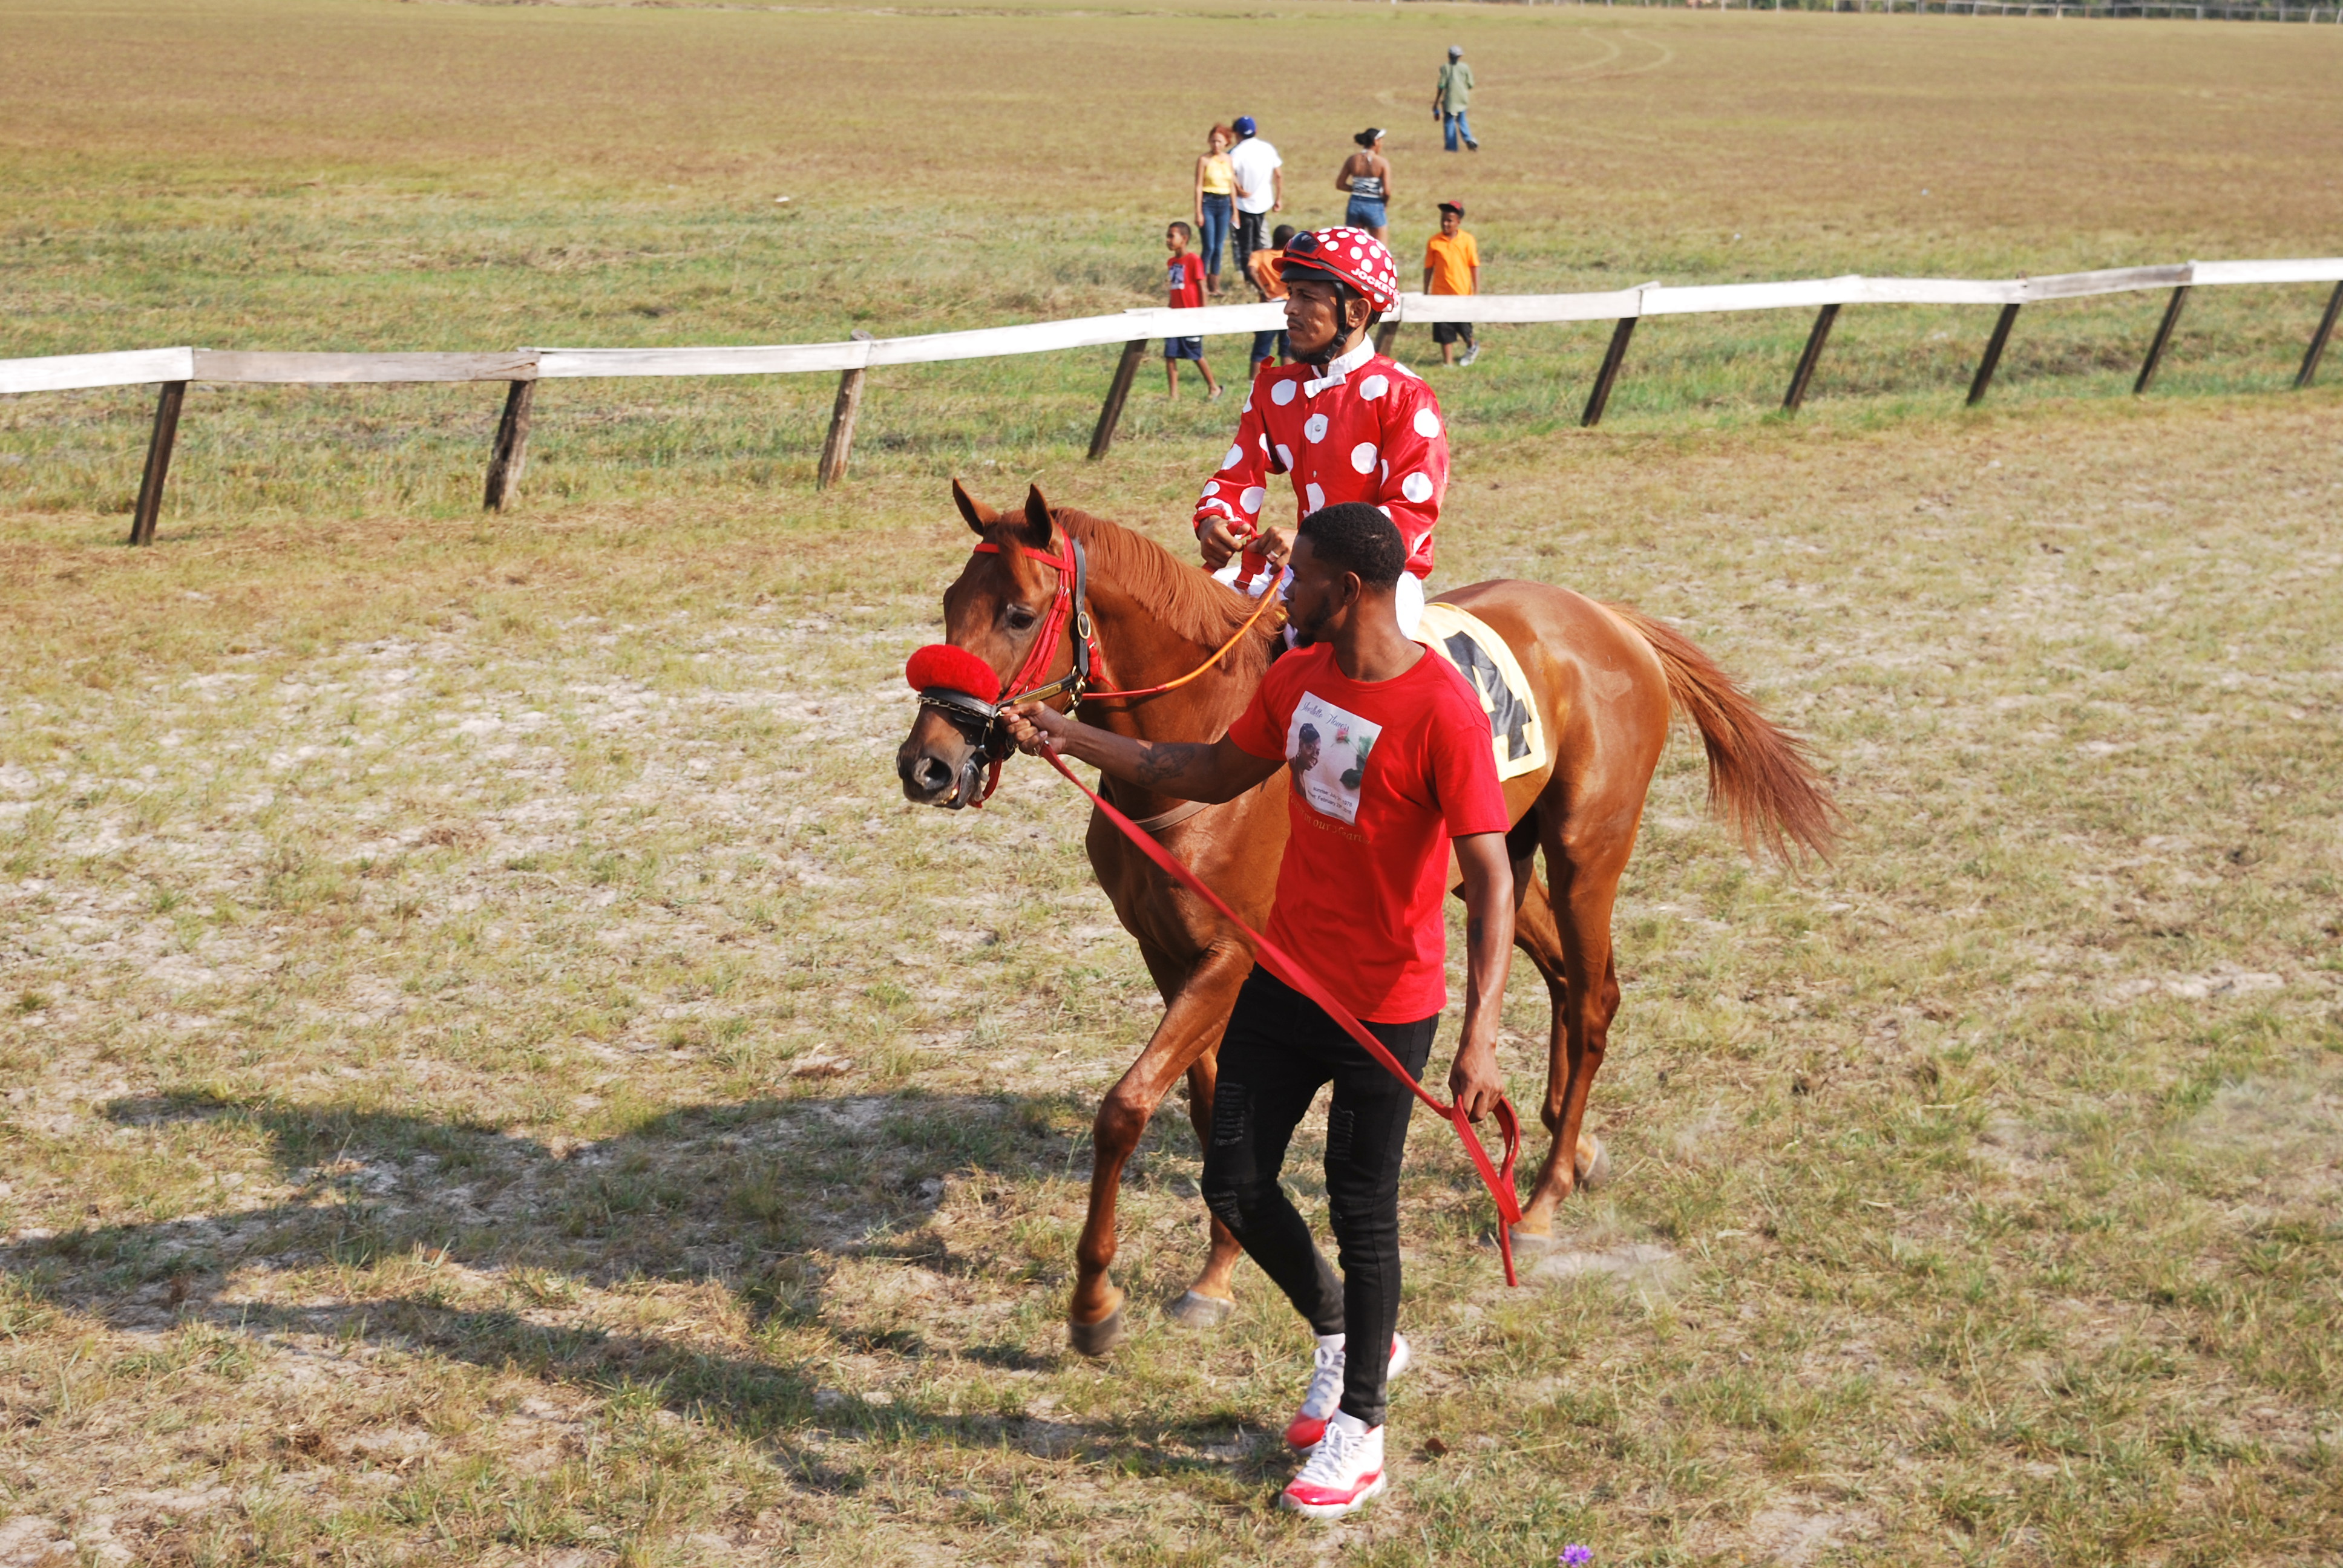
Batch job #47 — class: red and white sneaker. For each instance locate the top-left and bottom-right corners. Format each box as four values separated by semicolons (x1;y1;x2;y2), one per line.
1283;1331;1411;1449
1279;1410;1388;1518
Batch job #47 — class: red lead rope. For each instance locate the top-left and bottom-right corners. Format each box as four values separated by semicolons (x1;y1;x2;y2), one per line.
1036;748;1526;1287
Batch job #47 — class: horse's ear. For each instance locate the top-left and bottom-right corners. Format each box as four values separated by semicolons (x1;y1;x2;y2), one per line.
950;478;994;537
1015;484;1056;551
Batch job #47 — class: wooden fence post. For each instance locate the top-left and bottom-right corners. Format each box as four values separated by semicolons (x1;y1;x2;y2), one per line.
816;329;877;489
1967;302;2022;406
1373;321;1400;358
1580;317;1638;428
1782;303;1841;411
127;380;188;546
482;379;536;511
2133;285;2190;394
2293;279;2343;389
1086;338;1150;461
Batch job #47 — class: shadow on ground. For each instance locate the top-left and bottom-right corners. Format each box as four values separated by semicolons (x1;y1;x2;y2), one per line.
0;1088;1260;1475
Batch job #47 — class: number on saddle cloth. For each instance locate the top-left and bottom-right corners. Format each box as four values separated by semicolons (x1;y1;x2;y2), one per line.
1415;601;1549;781
1444;633;1534;764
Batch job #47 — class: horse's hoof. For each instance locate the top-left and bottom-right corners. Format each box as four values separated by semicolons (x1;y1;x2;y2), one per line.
1576;1135;1613;1194
1507;1225;1562;1257
1067;1305;1126;1357
1164;1289;1234;1329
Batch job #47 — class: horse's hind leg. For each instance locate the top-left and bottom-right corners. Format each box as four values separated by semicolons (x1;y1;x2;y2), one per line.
1069;939;1254;1356
1506;869;1578;1247
1515;801;1634;1240
1163;1051;1246;1328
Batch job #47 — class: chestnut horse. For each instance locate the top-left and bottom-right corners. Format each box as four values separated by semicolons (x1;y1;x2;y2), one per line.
896;484;1835;1354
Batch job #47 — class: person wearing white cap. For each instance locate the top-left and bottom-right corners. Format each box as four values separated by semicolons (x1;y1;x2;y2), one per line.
1432;46;1477;152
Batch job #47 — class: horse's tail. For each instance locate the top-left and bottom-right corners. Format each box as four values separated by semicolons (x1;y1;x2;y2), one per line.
1604;602;1842;864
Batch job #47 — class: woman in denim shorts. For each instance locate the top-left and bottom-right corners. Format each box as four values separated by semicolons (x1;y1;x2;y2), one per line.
1335;128;1393;244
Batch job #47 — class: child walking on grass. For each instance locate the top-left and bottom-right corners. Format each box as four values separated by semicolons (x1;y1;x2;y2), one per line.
1423;200;1481;367
1165;221;1222;400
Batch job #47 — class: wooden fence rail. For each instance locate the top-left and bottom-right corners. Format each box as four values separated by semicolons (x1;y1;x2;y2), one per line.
3;257;2339;542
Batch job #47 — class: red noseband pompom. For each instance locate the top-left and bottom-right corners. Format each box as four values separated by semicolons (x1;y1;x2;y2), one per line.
906;643;1001;705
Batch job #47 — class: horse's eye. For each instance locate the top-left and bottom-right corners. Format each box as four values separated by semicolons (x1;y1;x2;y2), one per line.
1004;605;1038;632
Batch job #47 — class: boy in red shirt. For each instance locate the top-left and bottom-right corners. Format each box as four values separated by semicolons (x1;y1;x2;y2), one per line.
1164;220;1222;401
1006;504;1513;1521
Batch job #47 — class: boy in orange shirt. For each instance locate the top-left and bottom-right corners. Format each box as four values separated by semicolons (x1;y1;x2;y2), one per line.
1422;200;1481;367
1247;222;1298;374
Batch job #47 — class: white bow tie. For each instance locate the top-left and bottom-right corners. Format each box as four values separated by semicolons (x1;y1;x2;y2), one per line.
1301;339;1376;398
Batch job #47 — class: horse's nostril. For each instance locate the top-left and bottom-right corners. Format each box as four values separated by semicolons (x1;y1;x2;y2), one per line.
899;752;954;800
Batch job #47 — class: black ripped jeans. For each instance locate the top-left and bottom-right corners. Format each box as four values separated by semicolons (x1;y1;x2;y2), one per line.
1201;966;1438;1428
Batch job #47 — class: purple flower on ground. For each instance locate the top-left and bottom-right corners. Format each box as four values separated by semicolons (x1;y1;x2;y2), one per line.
1560;1547;1594;1567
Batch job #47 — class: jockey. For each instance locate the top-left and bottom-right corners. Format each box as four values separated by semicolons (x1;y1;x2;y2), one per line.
1192;225;1449;639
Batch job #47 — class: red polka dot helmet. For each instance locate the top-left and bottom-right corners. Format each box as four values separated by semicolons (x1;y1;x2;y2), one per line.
1274;226;1400;313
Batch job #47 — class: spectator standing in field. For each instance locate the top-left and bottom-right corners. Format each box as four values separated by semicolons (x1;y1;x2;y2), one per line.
1335;128;1394;245
1247;222;1298;374
1164;220;1222;400
1433;47;1478;152
1423;200;1481;367
1229;115;1285;270
1195;125;1237;296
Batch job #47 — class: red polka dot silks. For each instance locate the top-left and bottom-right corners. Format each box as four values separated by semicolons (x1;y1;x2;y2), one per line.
1193;350;1450;582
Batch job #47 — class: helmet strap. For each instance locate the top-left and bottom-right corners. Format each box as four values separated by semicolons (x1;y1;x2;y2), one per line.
1306;283;1378;368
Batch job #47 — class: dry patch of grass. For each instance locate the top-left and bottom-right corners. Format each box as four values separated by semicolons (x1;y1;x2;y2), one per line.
4;394;2339;1563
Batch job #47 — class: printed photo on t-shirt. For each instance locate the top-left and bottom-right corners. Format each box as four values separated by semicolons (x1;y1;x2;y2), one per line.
1286;692;1381;826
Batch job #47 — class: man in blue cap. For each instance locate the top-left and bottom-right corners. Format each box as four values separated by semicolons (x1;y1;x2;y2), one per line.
1228;115;1285;274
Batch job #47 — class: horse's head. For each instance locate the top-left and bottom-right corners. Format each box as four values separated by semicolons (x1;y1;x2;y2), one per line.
896;480;1083;809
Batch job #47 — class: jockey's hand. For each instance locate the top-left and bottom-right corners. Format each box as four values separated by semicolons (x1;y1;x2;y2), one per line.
1253;524;1296;567
1003;701;1072;757
1197;517;1248;570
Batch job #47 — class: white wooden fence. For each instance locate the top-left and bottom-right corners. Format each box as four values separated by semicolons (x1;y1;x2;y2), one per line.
3;257;2338;543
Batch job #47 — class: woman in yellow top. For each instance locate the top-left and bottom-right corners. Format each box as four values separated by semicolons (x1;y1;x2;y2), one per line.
1194;124;1237;297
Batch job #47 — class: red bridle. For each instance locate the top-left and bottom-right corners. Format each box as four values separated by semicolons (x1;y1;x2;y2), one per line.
909;532;1282;809
971;539;1108;711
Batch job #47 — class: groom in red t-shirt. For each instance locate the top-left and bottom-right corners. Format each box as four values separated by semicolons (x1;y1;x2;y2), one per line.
1004;503;1513;1521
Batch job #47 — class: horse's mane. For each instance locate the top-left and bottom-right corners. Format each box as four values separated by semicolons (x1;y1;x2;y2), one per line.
1053;506;1275;655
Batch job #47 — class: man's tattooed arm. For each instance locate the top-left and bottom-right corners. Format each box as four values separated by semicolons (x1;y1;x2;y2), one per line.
1001;703;1281;803
1132;740;1219;789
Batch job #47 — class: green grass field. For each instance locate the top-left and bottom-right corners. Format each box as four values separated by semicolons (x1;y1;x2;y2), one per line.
3;2;2341;1564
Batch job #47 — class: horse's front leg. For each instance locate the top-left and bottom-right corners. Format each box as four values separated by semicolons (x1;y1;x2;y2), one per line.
1069;939;1257;1356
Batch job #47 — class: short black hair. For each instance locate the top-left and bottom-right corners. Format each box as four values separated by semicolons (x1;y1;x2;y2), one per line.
1297;723;1320;745
1271;223;1297;247
1167;220;1193;241
1299;503;1406;589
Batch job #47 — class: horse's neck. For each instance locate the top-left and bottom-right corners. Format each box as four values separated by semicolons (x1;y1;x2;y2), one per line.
1082;578;1265;743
